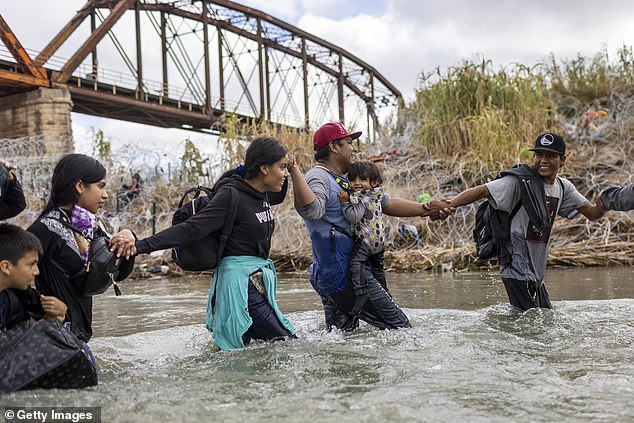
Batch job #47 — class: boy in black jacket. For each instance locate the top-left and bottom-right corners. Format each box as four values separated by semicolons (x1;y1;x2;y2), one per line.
0;224;66;331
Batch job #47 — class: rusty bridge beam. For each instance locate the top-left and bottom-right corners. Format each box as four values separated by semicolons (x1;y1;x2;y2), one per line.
0;68;49;88
54;0;135;83
0;14;48;81
34;1;93;67
206;0;402;100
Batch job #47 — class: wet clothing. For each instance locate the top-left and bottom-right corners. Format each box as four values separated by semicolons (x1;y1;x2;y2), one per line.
0;176;26;220
135;174;294;350
0;288;45;331
325;274;409;330
28;209;135;342
485;170;588;310
243;281;294;344
342;187;387;297
346;243;389;297
502;278;552;310
206;256;294;350
296;165;409;330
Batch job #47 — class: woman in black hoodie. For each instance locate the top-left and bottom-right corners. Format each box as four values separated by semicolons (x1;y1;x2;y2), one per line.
112;137;299;350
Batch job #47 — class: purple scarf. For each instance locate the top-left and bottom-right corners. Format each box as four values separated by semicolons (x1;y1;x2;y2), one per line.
71;205;97;265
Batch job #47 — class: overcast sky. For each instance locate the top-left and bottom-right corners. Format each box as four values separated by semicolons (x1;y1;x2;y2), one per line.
2;0;633;157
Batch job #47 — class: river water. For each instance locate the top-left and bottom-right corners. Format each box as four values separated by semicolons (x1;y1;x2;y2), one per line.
2;267;634;422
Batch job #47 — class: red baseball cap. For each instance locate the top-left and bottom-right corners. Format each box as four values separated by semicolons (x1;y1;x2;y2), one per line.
313;122;362;151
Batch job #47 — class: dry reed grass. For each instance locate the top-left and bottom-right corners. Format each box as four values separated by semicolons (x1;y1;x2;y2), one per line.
5;47;634;274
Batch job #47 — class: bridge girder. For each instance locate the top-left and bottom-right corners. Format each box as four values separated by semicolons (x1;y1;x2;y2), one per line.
0;1;402;139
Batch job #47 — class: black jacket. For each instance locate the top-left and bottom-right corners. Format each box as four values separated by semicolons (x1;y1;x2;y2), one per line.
0;177;26;220
0;288;45;331
136;174;288;259
28;209;135;341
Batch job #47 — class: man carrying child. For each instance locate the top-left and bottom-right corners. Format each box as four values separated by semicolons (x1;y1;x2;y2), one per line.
292;122;450;331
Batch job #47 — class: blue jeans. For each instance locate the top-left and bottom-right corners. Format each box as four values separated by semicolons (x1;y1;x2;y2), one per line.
81;341;97;368
242;281;295;344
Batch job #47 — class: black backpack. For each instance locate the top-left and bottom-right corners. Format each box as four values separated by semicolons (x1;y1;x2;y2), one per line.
171;185;240;271
473;199;520;262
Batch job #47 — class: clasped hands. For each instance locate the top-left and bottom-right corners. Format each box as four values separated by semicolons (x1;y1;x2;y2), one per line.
423;198;455;220
109;229;137;259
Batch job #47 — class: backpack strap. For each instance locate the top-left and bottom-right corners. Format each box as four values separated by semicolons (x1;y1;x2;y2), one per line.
216;186;240;259
313;165;354;238
315;164;351;192
53;215;94;241
177;186;214;209
509;200;522;220
209;186;240;310
556;176;564;193
500;165;551;232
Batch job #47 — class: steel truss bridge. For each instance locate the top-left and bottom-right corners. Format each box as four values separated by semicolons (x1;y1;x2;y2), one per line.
0;0;401;139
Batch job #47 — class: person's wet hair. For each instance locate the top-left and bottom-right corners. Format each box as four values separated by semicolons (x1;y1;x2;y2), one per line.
0;223;43;264
41;154;107;216
348;161;383;187
243;137;287;179
214;137;287;184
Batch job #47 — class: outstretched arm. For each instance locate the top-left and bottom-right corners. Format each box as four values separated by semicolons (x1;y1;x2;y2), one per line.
384;197;454;219
577;197;608;221
600;184;634;211
443;185;491;208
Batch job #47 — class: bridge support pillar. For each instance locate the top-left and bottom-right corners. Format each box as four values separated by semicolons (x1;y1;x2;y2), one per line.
0;88;74;157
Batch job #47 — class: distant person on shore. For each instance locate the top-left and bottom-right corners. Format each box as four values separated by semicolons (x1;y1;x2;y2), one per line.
0;159;26;220
27;154;136;365
118;171;143;207
433;133;607;310
338;161;390;314
292;122;452;331
110;137;299;351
